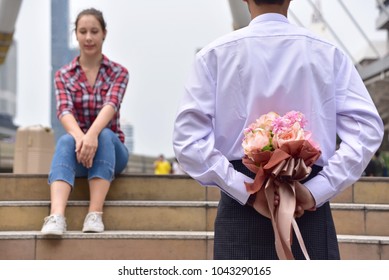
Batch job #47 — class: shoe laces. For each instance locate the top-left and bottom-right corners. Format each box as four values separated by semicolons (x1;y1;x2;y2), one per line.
43;214;63;225
86;212;103;222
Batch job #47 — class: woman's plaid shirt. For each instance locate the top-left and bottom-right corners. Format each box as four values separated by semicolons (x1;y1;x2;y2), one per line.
55;55;129;143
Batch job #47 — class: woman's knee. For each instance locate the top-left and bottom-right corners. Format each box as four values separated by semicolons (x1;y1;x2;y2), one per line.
56;134;75;152
97;128;116;147
98;128;115;141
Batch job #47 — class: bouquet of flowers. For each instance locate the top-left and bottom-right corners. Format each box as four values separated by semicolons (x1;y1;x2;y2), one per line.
242;111;321;260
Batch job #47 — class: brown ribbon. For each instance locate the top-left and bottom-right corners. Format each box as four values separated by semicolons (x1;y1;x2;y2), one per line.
243;140;321;260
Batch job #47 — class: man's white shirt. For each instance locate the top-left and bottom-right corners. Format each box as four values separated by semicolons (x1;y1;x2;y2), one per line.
173;13;384;206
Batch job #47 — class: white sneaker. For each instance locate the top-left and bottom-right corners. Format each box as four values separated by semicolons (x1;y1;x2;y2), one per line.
41;214;67;235
82;212;104;233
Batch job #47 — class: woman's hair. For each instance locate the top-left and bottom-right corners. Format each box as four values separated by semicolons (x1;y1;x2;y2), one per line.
74;8;107;32
253;0;285;5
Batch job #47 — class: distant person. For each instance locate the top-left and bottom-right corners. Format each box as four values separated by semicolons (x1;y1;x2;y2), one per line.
41;8;129;235
172;0;383;259
154;154;171;175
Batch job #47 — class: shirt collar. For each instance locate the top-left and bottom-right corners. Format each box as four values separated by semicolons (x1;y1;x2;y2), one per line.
68;54;110;70
68;56;79;70
101;54;111;68
249;13;289;26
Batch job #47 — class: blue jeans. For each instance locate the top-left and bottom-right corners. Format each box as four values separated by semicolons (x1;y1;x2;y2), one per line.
48;128;129;188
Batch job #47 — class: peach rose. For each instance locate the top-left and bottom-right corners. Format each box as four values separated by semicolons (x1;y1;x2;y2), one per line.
242;128;272;160
273;122;305;148
256;111;280;132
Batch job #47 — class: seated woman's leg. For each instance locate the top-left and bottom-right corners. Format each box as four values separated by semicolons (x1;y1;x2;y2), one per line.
82;129;129;232
48;134;80;215
42;134;87;235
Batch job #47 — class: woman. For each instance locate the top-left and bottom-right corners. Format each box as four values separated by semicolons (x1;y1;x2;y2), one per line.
41;8;129;235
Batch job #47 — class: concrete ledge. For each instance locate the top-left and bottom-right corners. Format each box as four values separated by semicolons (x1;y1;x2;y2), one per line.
337;235;389;244
0;231;215;260
0;232;388;260
0;173;221;202
0;201;387;235
0;230;214;240
2;231;388;243
331;203;389;211
0;200;219;207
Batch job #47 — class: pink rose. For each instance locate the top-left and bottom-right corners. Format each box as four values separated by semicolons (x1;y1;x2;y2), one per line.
272;111;307;134
273;122;305;148
242;110;321;158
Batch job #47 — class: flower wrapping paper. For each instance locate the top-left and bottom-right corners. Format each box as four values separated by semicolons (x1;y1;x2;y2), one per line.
242;111;321;260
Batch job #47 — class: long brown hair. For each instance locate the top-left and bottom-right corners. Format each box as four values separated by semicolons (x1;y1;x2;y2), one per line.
74;8;107;32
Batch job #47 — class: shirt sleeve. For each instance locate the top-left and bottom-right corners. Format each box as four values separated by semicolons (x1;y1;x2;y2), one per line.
103;67;129;111
55;70;74;119
305;53;384;206
173;54;253;205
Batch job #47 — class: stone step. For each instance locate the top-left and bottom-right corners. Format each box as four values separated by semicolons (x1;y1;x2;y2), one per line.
0;231;213;260
337;235;389;260
1;200;389;237
0;231;387;260
331;177;389;204
331;203;389;236
1;175;389;204
0;174;221;202
1;174;388;260
0;200;218;232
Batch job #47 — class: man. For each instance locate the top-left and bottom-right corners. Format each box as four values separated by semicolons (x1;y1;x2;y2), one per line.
172;0;383;259
154;154;172;175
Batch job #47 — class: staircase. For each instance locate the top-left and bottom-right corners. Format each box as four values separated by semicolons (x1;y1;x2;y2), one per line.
0;174;388;260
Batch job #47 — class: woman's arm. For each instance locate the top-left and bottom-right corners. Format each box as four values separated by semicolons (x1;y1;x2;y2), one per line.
77;105;116;168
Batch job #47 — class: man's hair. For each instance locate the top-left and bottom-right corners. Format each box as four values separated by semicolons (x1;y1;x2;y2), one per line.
253;0;285;5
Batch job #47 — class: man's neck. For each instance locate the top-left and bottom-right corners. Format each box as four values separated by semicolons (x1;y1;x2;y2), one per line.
248;2;289;19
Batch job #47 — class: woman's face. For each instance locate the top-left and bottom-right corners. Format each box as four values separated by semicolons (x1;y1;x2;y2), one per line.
76;15;106;58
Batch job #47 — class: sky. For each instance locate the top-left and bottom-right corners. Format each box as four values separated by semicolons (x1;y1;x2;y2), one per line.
12;0;387;158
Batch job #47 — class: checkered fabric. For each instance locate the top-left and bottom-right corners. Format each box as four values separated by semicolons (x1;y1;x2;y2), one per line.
54;55;129;143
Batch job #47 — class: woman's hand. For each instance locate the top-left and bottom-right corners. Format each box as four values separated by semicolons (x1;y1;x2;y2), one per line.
74;104;116;168
76;133;98;168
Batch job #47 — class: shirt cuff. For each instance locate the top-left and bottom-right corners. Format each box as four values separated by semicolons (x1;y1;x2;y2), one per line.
228;171;253;205
103;102;118;112
58;110;72;119
304;174;333;207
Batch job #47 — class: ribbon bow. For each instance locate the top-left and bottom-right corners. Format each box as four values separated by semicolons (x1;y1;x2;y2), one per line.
243;140;321;260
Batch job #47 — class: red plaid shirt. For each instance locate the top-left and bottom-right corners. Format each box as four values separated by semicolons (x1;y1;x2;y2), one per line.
55;55;129;143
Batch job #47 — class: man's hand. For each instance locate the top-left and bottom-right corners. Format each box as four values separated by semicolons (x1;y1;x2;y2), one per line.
249;183;316;219
294;183;316;218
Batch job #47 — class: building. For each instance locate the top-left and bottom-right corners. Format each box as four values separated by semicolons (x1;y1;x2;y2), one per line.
359;0;389;150
0;0;22;139
0;41;18;139
0;0;22;171
0;41;17;172
121;119;134;155
308;0;334;43
50;0;78;142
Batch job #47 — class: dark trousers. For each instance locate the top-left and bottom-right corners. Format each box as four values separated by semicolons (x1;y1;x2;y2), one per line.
213;160;340;260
